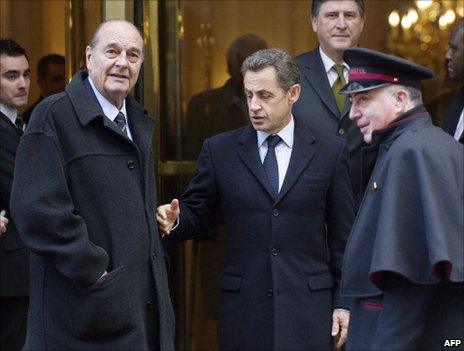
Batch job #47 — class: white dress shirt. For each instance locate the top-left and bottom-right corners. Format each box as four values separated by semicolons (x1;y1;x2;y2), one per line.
453;108;464;141
257;117;294;192
319;47;349;86
88;77;133;140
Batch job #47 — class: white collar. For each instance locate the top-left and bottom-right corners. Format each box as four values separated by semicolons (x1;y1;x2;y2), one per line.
0;103;18;124
88;77;127;121
319;47;349;74
257;116;294;149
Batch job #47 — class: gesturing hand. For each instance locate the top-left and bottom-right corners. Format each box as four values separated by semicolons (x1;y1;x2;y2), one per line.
332;308;350;351
156;199;180;235
0;212;8;235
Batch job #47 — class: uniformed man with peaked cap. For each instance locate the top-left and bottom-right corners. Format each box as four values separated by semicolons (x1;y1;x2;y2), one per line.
339;47;464;350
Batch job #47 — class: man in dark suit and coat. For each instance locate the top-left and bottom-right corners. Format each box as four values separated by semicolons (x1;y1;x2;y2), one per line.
0;38;30;351
340;47;464;350
158;48;355;351
293;0;365;203
443;18;464;144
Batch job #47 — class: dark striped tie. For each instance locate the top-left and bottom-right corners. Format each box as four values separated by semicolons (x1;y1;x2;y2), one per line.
263;135;281;198
15;116;25;131
114;111;128;136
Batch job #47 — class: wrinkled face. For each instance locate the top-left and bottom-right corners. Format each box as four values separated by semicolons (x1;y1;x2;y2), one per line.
86;21;144;108
244;66;300;134
39;62;66;97
349;87;397;144
445;25;464;81
0;54;30;108
312;0;364;58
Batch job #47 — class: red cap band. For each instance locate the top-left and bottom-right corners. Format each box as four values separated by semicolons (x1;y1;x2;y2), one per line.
348;70;400;83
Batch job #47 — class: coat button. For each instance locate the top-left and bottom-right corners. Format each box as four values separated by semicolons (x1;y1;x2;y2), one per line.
338;128;345;135
127;160;135;169
152;253;157;260
271;247;279;256
272;209;279;217
266;288;273;297
147;300;154;310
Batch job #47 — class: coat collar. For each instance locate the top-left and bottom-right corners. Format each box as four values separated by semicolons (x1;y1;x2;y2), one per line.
300;48;350;119
66;70;148;125
237;120;316;203
66;70;153;151
371;105;430;145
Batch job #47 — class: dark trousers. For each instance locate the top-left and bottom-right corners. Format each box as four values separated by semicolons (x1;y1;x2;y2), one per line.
0;297;28;351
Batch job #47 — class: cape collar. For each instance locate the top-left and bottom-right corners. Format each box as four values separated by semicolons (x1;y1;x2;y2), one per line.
370;105;429;146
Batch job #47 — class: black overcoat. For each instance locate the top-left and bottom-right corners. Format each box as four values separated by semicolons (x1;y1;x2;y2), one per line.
10;71;175;350
172;121;355;350
342;110;464;350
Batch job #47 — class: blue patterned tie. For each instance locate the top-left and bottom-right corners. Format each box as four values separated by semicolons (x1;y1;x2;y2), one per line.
263;135;281;198
114;111;128;136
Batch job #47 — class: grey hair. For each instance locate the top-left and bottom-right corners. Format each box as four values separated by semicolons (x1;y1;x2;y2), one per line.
311;0;365;18
89;20;144;56
388;84;423;106
241;48;300;92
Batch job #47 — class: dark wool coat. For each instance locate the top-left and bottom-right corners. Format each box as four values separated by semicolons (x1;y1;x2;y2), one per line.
293;48;364;204
342;108;464;350
172;121;355;350
10;71;175;350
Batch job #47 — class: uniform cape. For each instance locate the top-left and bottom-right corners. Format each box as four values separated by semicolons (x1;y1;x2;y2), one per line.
342;112;464;297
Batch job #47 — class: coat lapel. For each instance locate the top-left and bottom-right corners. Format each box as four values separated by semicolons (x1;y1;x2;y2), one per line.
0;111;23;136
237;125;275;199
126;98;154;155
276;121;315;203
302;49;340;119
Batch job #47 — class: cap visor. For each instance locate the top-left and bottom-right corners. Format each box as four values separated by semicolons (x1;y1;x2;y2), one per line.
339;82;391;95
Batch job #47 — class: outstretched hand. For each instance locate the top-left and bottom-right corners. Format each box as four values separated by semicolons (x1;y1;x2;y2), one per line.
156;199;180;235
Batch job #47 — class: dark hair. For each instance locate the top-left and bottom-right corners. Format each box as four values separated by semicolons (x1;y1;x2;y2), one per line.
311;0;365;18
37;54;65;78
241;48;300;92
0;39;28;59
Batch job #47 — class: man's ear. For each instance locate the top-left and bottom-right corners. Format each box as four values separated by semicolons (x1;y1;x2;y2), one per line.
396;89;408;104
311;15;318;33
394;88;409;113
288;84;301;104
85;46;92;70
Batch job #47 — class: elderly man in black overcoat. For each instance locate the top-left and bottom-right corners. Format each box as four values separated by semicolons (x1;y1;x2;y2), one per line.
340;48;464;350
10;20;175;350
158;48;355;351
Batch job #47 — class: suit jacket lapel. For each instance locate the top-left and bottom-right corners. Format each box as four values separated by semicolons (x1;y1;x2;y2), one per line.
276;121;315;203
0;111;23;136
341;97;350;118
302;49;340;119
237;125;275;199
